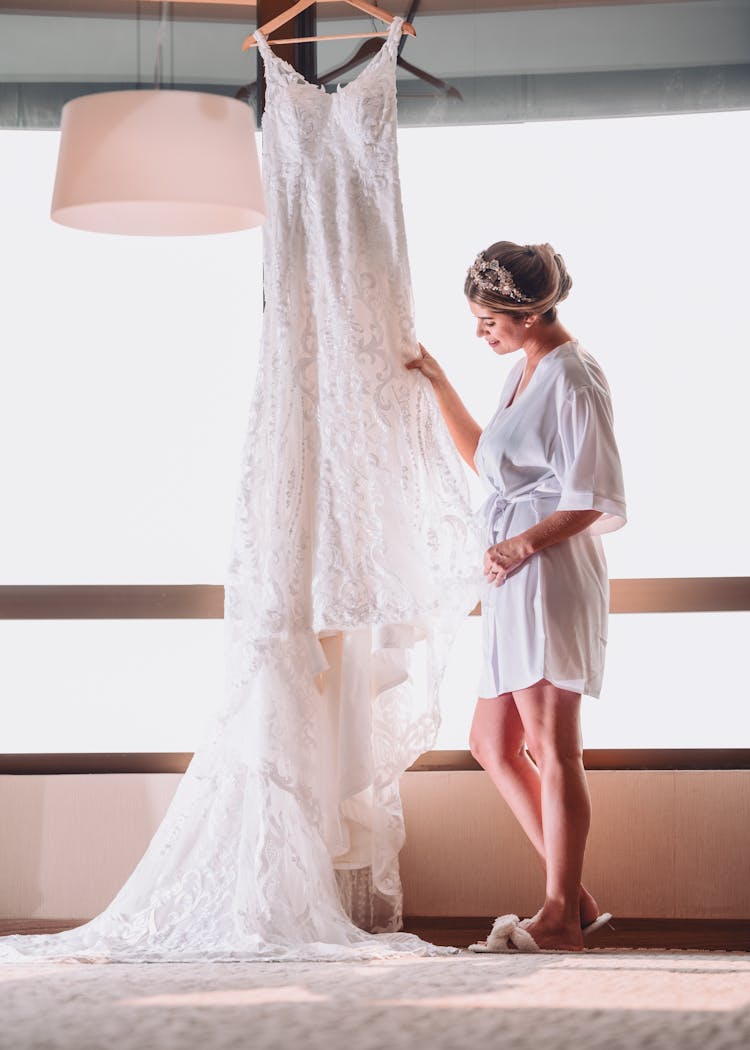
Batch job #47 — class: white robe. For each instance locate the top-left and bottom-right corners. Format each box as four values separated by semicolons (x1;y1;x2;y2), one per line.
473;340;627;699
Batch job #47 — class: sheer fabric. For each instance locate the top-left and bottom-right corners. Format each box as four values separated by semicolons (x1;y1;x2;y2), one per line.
0;16;484;964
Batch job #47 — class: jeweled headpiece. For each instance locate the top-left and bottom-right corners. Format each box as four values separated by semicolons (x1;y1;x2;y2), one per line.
468;252;534;303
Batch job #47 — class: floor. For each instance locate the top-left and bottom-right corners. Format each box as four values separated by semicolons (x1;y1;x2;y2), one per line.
1;949;749;1050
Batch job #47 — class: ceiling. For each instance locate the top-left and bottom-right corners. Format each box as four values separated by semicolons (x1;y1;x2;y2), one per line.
0;0;689;22
2;0;747;129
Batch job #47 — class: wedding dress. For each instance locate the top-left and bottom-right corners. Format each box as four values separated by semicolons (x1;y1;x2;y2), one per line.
0;15;483;964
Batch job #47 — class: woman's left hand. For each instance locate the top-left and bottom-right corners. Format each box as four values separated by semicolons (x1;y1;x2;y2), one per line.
484;538;531;586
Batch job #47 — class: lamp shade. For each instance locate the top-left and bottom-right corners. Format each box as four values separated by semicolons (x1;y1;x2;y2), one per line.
51;90;266;236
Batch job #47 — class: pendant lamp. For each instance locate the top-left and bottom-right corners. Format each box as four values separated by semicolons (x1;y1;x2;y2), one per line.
51;89;265;236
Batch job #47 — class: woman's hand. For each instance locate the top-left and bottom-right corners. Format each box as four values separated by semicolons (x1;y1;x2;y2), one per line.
484;537;532;586
404;342;482;473
404;342;447;387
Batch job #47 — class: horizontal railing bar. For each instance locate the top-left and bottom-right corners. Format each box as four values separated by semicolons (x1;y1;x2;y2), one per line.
0;585;223;619
611;577;750;613
410;749;750;772
0;578;748;618
0;750;748;774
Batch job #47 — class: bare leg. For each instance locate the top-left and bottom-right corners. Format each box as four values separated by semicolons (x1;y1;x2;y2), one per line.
469;694;599;928
511;678;591;950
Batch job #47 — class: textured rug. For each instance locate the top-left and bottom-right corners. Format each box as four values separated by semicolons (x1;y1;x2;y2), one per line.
1;949;748;1050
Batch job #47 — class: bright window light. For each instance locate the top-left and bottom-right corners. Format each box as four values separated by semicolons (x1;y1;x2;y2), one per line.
1;110;747;751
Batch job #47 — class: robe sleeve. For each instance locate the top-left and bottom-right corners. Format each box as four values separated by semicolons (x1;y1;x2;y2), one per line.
552;383;627;536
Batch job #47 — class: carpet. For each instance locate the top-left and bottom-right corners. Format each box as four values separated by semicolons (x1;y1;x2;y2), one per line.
1;949;748;1050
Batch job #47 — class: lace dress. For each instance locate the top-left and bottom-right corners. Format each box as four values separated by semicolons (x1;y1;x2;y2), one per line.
0;15;484;964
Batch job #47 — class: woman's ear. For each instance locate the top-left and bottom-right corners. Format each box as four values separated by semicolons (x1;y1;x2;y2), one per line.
523;313;540;329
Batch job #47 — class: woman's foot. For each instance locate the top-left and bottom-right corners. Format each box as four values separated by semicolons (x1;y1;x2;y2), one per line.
471;886;601;949
522;901;584;952
515;888;601;931
579;886;600;929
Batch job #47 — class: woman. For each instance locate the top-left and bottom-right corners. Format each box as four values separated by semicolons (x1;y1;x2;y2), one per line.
405;241;627;952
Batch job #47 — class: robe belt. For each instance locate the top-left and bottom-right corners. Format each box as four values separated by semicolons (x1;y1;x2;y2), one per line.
480;489;560;546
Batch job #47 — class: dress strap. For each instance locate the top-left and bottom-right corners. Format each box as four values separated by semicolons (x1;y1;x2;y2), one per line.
252;28;301;87
384;16;405;59
252;28;272;60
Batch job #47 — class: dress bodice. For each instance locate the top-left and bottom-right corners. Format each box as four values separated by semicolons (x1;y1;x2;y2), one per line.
253;17;404;186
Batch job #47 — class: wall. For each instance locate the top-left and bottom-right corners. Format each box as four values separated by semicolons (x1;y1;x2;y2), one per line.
1;770;748;922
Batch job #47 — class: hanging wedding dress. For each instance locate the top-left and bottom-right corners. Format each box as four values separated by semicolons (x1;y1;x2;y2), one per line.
0;16;484;964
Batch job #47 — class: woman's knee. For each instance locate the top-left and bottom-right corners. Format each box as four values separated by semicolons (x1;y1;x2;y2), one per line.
469;694;526;768
467;732;487;766
513;681;583;770
469;726;526;769
531;735;584;772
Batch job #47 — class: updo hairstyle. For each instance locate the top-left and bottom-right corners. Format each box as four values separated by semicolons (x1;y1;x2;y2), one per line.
464;241;573;322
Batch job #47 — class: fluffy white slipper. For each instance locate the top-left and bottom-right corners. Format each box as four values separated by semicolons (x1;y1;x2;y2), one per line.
582;912;613;937
468;917;542;954
468;914;521;953
507;923;542;953
469;911;603;954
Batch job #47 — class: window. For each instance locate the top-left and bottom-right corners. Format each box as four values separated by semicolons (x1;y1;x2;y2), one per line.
2;87;747;754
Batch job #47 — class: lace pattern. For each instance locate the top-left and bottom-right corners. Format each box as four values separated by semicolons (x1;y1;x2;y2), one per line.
0;16;484;964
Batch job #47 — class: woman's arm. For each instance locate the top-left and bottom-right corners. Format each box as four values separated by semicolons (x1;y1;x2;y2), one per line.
405;343;482;474
515;509;604;559
486;509;603;585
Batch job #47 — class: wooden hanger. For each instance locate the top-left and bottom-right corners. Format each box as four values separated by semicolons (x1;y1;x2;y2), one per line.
235;0;460;103
241;0;416;51
316;0;462;100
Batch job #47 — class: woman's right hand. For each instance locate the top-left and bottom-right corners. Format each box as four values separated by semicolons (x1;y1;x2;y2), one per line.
404;342;446;387
406;341;481;473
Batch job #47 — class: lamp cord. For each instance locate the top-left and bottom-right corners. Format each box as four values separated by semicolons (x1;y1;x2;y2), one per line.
136;0;141;88
153;0;169;89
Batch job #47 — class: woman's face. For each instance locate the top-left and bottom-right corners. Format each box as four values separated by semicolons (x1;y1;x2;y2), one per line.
466;296;526;356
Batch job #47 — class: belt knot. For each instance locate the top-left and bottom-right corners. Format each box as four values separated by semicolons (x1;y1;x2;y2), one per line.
479;488;558;545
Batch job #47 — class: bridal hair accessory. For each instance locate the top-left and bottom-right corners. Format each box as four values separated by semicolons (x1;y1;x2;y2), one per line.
468;252;534;303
